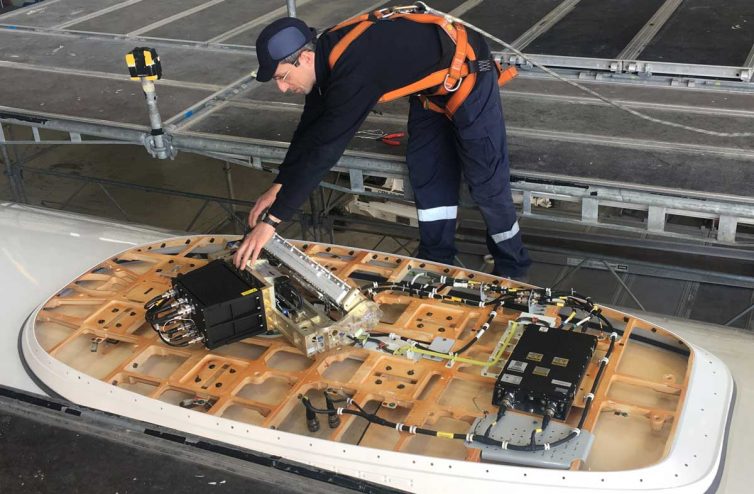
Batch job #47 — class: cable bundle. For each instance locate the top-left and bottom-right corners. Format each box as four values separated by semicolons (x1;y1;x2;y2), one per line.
143;290;200;347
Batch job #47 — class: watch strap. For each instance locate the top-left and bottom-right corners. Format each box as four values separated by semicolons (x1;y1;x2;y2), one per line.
260;212;281;228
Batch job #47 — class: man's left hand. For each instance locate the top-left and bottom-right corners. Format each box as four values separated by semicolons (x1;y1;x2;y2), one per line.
233;222;276;269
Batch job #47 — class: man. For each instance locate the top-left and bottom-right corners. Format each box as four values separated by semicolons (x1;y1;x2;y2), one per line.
234;11;530;278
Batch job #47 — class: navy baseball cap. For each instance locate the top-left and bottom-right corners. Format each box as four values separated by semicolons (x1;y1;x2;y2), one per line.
255;17;316;82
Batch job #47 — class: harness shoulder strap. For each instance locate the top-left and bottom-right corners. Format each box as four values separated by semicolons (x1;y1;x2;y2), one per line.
327;7;518;119
328;20;374;69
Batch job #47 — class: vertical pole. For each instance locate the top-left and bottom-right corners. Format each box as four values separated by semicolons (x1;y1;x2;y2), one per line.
309;189;324;242
286;0;297;17
140;79;170;159
223;161;240;234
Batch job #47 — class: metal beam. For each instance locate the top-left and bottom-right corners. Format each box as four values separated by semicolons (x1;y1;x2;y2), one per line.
503;52;752;82
0;24;254;55
0;60;224;92
617;0;683;61
165;75;258;129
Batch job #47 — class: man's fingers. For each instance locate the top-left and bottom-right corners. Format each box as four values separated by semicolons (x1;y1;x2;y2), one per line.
249;243;262;266
234;237;254;269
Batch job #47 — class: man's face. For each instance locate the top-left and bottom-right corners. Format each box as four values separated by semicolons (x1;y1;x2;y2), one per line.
272;50;316;95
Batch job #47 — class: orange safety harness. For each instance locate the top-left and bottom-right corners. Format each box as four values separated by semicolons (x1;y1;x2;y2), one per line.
326;5;517;119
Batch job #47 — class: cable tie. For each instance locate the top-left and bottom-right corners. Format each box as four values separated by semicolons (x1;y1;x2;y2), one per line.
600;357;610;365
346;397;353;405
584;393;595;402
395;422;404;431
466;433;474;443
576;316;591;326
478;301;484;307
409;425;417;435
411;273;423;284
610;332;618;341
571;428;581;436
489;311;497;318
481;323;490;330
337;407;344;415
440;275;447;284
501;440;508;450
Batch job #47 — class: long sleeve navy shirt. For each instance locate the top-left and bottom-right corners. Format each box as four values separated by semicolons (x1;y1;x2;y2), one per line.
269;19;485;221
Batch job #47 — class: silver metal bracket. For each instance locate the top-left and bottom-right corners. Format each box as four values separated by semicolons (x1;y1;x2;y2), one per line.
468;412;594;469
143;132;177;160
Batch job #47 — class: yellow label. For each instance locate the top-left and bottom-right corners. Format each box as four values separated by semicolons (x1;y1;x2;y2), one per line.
436;431;454;439
241;288;258;296
125;53;135;66
143;50;153;65
526;352;543;362
532;366;550;377
552;357;569;367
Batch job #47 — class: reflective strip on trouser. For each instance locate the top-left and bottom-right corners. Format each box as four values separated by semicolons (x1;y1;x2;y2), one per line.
491;220;519;243
417;206;458;222
406;65;531;277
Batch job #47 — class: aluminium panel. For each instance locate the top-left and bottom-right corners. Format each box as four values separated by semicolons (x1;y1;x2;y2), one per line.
0;31;255;86
526;0;665;58
65;0;207;34
0;0;126;28
640;0;754;67
186;103;407;158
0;70;212;125
463;0;571;50
225;0;380;46
141;0;282;42
507;138;754;199
501;76;754;114
501;96;754;153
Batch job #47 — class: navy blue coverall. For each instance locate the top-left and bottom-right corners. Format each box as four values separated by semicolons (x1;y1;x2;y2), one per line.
268;18;531;277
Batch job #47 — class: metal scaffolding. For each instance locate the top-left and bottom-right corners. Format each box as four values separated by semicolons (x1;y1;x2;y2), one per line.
2;0;754;328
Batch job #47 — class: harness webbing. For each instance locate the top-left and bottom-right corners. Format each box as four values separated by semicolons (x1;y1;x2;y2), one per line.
326;7;517;118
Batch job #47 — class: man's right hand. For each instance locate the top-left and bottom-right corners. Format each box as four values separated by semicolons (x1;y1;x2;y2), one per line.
247;183;282;228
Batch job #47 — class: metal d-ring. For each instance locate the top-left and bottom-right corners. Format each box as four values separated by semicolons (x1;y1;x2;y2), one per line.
443;74;462;92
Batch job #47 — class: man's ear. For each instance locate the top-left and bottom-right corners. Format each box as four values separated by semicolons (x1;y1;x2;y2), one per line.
299;49;316;66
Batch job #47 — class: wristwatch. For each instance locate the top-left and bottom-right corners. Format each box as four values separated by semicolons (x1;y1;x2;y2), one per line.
260;211;281;229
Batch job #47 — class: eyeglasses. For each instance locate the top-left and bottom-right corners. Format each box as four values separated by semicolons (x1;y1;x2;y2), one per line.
272;57;300;82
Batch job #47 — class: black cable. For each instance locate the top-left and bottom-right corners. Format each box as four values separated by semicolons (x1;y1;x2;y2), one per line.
304;331;620;453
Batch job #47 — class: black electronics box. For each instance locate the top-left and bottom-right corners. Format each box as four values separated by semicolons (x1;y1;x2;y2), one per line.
493;324;597;420
171;260;267;349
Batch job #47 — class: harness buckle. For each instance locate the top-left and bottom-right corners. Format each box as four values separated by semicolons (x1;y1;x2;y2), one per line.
443;73;462;92
377;4;422;18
